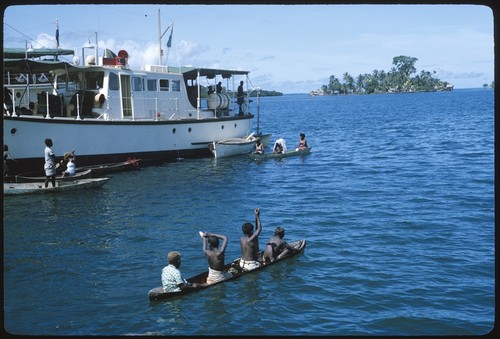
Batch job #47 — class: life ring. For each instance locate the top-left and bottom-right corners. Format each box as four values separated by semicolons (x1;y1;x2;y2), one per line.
156;112;161;119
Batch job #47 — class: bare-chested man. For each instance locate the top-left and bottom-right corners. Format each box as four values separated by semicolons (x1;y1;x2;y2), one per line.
239;208;262;271
201;232;233;284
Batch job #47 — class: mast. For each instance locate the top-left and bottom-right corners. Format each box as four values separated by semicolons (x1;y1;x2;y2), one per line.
158;8;162;65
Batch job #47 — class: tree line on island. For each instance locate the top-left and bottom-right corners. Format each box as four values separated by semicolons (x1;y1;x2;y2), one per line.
313;55;454;95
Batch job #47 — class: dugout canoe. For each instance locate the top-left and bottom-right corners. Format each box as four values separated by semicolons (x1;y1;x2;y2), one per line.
247;147;312;161
14;169;93;183
148;239;306;302
4;177;110;195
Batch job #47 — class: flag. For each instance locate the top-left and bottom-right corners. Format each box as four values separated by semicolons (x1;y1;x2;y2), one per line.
55;20;59;48
166;23;174;48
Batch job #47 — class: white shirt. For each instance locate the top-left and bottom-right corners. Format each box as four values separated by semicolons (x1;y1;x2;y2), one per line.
65;160;76;175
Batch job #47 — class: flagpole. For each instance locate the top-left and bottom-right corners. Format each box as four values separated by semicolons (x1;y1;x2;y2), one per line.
158;8;162;65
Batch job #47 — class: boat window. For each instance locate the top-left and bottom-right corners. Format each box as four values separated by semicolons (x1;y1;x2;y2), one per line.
109;73;119;91
172;80;181;92
159;79;169;91
56;72;81;91
132;77;143;91
147;79;157;91
85;71;104;89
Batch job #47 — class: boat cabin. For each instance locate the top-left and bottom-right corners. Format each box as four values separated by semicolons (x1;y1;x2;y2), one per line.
4;48;252;121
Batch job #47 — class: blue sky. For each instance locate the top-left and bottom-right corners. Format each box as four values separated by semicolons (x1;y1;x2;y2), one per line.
3;4;494;93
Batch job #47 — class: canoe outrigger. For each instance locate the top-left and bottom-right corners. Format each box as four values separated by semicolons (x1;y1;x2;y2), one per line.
148;239;306;302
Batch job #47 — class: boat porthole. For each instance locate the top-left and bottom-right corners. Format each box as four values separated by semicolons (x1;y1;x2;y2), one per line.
221;125;224;130
188;127;192;132
172;128;176;134
10;128;17;134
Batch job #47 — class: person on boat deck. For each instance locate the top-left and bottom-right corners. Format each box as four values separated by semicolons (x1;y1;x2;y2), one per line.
237;80;245;115
296;133;308;150
61;155;76;177
44;138;62;188
207;86;215;95
262;226;298;264
201;232;234;284
254;138;264;154
239;208;262;271
273;138;287;154
161;251;201;293
216;82;223;93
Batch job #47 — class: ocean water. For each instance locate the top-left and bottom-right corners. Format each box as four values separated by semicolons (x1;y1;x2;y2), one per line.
3;89;495;336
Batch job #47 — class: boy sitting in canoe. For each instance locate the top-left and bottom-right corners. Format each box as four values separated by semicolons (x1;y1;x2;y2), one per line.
262;226;298;264
200;231;234;284
161;251;202;292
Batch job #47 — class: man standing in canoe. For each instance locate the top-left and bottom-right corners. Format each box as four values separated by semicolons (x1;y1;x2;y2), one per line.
239;208;262;271
43;138;57;188
200;232;233;284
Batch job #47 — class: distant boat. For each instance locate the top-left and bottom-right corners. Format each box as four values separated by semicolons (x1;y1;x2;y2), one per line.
309;89;325;96
247;147;312;161
14;169;93;183
209;136;257;158
4;178;110;195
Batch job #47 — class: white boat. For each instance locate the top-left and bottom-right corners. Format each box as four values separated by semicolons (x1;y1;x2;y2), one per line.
3;177;110;195
209;135;257;159
3;13;258;174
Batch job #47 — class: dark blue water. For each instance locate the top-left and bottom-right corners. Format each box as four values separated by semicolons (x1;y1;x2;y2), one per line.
3;89;494;335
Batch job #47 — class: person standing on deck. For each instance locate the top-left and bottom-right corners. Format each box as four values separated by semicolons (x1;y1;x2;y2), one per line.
239;208;262;271
237;80;245;115
200;232;234;284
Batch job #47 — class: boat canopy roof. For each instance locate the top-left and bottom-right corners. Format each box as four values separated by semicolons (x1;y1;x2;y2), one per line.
4;47;75;59
168;66;249;80
3;59;85;74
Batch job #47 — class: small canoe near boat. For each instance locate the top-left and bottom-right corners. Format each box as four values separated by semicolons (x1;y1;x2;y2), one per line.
3;177;110;195
209;137;257;158
77;158;141;176
248;147;312;161
14;169;93;183
148;239;306;302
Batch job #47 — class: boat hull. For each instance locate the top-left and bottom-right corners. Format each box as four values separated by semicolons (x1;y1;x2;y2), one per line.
3;177;110;195
4;115;253;174
148;239;306;302
210;137;256;158
248;147;312;161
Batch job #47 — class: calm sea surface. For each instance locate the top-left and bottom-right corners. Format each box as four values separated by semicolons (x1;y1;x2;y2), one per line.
3;89;495;336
